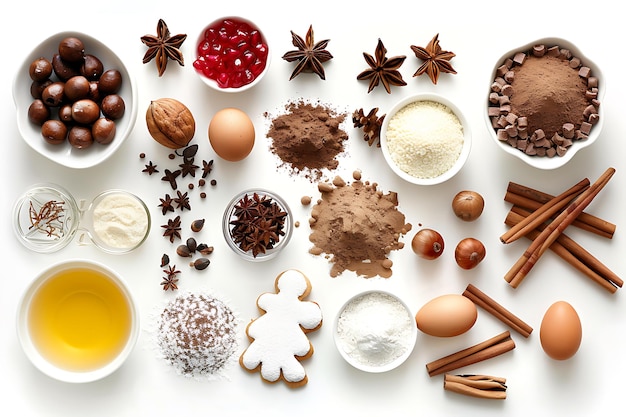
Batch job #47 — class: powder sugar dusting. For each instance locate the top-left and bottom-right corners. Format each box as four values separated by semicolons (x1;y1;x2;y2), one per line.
308;172;412;278
386;100;464;179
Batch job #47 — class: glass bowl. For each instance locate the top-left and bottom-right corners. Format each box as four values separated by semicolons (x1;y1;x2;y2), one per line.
380;93;472;186
193;16;271;93
333;290;417;373
222;189;292;261
485;37;604;170
12;31;138;169
16;259;140;383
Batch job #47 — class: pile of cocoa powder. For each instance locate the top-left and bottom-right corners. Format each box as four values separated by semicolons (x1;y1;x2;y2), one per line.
266;100;348;180
308;172;412;278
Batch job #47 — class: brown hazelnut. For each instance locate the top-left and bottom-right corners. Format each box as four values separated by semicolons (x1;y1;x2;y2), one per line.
92;118;116;144
80;54;104;80
52;53;79;81
41;81;65;107
30;79;52;99
64;75;90;102
99;69;122;95
58;37;85;63
71;99;100;124
41;120;67;145
29;57;52;82
68;125;94;149
58;104;73;123
101;94;125;119
28;99;50;125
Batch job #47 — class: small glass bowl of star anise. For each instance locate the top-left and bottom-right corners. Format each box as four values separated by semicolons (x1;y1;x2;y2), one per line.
222;189;293;261
193;16;271;92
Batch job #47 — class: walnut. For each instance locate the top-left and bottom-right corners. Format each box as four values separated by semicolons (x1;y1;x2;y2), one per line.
146;98;195;149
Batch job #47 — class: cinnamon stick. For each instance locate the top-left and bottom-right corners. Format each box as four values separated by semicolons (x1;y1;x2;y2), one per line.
500;178;589;244
426;331;515;377
506;167;616;288
443;374;507;400
506;207;623;293
463;284;533;337
506;182;616;239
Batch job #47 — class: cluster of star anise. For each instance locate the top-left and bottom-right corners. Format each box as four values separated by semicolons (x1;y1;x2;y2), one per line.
352;108;386;147
229;193;288;258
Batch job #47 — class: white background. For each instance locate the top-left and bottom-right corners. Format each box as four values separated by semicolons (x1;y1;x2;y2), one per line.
2;1;625;415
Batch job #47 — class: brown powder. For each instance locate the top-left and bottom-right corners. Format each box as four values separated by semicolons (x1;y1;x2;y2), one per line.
266;100;348;180
510;55;589;138
308;174;412;278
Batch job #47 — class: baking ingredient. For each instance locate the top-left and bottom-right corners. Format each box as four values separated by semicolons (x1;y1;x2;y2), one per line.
410;33;457;85
415;294;477;337
352;107;385;147
140;19;187;77
309;174;411;278
540;301;582;360
194;17;268;89
385;100;464;179
454;237;486;269
356;38;407;94
282;25;333;80
452;190;484;221
28;267;132;372
146;98;196;149
157;292;238;379
411;228;444;260
208;108;255;161
92;192;149;250
336;291;415;368
267;100;348;180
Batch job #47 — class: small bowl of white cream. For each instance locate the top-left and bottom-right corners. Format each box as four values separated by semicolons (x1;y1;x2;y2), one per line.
333;290;417;373
380;93;472;186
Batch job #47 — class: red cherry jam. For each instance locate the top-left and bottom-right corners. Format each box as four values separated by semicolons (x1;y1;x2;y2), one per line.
194;17;269;89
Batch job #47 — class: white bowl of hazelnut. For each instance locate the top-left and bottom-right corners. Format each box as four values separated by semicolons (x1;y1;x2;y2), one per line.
12;31;138;169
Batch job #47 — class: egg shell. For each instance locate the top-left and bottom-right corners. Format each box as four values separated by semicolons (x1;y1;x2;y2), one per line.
415;294;477;337
208;107;255;161
539;301;582;360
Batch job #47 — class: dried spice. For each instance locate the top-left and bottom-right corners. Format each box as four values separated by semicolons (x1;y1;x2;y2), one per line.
282;25;333;80
142;161;159;175
229;193;288;258
28;200;65;238
162;215;182;242
411;33;457;84
357;39;406;94
174;190;191;211
158;194;175;215
352;108;386;147
191;219;205;232
141;19;187;77
201;159;214;178
161;265;181;291
161;169;181;190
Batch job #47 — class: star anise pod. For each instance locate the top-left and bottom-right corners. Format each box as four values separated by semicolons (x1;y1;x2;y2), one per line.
201;159;214;178
352;108;386;147
410;33;457;84
160;265;180;291
162;215;182;243
357;39;406;94
158;193;175;215
174;190;191;211
161;169;181;190
179;157;199;177
282;25;333;80
141;19;187;77
142;161;159;175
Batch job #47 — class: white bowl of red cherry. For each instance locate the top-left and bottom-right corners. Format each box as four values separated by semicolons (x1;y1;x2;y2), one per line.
193;16;271;92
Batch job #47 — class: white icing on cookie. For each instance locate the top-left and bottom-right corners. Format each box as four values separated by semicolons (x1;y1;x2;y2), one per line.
240;269;323;385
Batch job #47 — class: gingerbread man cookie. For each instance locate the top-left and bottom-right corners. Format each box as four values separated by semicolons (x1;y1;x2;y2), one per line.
239;269;323;387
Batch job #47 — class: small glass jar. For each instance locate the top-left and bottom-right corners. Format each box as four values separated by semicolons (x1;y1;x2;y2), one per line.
222;189;292;261
13;183;150;254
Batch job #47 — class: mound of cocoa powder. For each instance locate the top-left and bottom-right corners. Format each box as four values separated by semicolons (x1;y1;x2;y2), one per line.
266;100;348;180
308;172;412;278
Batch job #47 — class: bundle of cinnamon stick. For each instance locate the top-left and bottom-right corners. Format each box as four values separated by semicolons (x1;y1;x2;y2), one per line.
501;167;621;292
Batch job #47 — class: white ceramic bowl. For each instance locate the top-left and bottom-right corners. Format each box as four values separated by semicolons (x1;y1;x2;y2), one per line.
193;16;271;93
485;37;604;170
16;259;139;383
333;290;417;373
380;93;472;185
12;31;138;169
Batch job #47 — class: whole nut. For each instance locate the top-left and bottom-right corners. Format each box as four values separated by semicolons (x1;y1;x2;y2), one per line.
146;98;195;149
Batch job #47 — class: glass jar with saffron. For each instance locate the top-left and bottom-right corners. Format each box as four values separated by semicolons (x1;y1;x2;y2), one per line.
12;183;151;254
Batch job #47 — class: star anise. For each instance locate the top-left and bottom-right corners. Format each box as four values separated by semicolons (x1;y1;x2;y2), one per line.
410;33;457;84
160;265;180;291
174;190;191;211
162;215;182;243
201;159;214;178
161;169;181;190
282;25;333;80
352;108;386;147
142;161;159;175
158;193;175;215
141;19;187;77
179;157;199;177
357;39;406;94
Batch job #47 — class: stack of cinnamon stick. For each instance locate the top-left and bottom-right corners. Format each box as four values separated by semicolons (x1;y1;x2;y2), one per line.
501;167;622;292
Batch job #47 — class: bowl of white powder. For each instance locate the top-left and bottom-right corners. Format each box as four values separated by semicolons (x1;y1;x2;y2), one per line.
333;290;417;373
380;93;471;185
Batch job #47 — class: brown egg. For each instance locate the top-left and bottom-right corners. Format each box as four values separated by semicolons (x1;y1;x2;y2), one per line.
540;301;582;360
208;108;255;162
415;294;477;337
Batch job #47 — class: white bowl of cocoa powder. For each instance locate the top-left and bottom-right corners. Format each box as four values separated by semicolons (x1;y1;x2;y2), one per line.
485;37;604;170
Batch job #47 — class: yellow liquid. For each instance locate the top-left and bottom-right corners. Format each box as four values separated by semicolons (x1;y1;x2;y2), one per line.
28;267;132;372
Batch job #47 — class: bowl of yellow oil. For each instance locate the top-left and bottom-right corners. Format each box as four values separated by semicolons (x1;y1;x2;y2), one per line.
16;259;139;383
